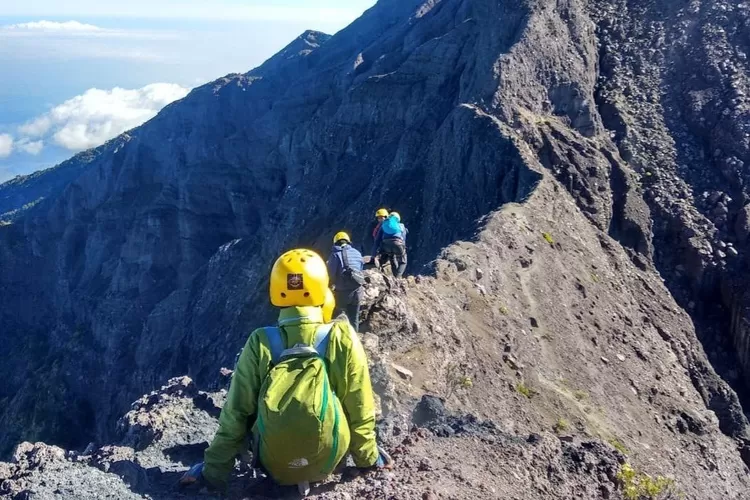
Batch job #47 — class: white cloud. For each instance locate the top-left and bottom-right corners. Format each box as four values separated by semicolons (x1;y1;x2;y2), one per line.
19;117;51;138
3;20;103;32
17;139;44;155
0;134;13;158
0;21;179;43
0;3;374;24
18;84;190;152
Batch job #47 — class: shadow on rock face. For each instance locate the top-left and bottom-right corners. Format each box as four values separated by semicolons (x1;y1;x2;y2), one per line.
163;442;210;467
109;460;150;493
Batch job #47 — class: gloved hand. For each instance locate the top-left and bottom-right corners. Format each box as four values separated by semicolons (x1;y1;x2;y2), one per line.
376;446;394;469
178;462;209;489
360;446;393;473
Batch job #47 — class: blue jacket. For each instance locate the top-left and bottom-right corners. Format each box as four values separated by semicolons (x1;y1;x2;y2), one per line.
371;224;408;257
327;244;364;290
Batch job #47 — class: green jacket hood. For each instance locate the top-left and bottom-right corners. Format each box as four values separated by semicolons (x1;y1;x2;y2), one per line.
277;306;324;326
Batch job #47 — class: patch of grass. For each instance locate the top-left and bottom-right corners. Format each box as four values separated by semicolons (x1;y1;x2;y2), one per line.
445;364;473;400
459;376;473;388
542;232;555;245
609;438;630;455
591;273;600;283
573;390;589;401
617;463;677;500
516;383;537;398
553;418;570;433
499;305;509;315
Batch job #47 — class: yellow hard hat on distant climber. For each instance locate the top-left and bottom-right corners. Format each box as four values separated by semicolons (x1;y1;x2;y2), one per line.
375;208;389;218
322;288;335;323
333;231;351;244
269;249;329;307
390;211;401;222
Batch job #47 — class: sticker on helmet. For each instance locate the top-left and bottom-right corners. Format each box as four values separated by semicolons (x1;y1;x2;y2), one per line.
287;273;304;290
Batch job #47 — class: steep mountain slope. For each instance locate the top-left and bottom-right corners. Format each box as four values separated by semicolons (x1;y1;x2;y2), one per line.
2;212;750;499
0;141;124;221
0;1;749;492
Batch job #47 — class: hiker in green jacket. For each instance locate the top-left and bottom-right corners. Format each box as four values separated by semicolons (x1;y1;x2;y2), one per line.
180;249;391;494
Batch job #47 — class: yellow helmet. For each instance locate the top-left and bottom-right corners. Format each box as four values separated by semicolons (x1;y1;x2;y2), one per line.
269;249;329;307
375;208;389;218
390;211;401;222
333;231;351;244
322;288;335;323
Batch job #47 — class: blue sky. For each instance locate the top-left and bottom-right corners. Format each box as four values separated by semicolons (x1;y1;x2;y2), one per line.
0;0;376;182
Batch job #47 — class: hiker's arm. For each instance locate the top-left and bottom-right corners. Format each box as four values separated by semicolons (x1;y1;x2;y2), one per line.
339;325;379;467
370;230;383;260
203;331;262;488
327;254;339;284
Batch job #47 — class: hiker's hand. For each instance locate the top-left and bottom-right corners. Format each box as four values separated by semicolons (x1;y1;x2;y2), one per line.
179;462;207;488
375;446;394;470
359;447;393;473
178;463;225;494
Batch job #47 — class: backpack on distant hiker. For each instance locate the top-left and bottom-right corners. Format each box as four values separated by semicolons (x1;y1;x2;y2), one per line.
381;215;402;237
341;248;366;287
253;324;350;485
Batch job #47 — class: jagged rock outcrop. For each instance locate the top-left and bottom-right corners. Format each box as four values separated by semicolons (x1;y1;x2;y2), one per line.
3;258;750;498
0;377;224;500
1;2;749;497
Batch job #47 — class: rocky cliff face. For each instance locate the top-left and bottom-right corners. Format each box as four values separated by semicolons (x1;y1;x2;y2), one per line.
0;0;749;496
2;261;750;499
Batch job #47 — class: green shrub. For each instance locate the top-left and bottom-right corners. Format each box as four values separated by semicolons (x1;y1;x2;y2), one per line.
542;232;555;245
609;438;629;455
445;364;473;399
516;383;537;398
617;463;677;500
553;418;570;433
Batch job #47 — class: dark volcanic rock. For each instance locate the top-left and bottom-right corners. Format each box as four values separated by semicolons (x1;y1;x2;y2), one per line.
0;3;748;500
412;395;448;427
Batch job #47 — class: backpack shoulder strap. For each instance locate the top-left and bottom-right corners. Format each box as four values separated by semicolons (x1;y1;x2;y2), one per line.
313;323;335;358
341;247;351;271
264;327;285;364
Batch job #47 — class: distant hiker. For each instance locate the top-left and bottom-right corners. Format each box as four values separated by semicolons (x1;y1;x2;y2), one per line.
371;208;389;242
327;231;366;332
371;212;408;278
180;249;391;495
391;211;409;244
387;211;409;273
370;208;390;266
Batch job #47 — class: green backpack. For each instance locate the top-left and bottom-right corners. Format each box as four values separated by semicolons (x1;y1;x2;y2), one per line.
253;324;351;486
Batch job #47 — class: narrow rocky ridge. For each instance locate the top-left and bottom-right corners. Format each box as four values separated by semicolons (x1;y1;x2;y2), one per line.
0;2;749;495
3;182;750;498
